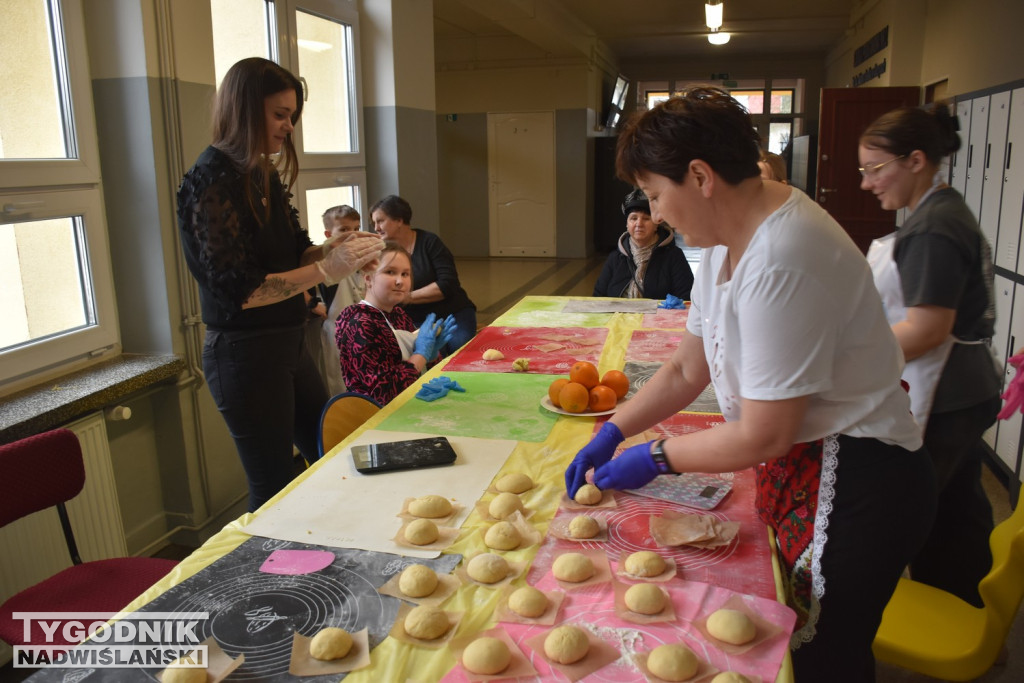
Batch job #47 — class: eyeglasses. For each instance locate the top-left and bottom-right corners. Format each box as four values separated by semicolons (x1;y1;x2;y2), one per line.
858;155;906;178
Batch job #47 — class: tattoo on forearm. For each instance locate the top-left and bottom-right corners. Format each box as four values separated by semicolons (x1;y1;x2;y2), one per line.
254;276;299;302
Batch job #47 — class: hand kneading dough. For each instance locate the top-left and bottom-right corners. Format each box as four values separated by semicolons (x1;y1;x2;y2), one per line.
508;585;549;618
398;564;438;597
488;492;524;520
573;484;603;505
484;521;521;550
624;583;667;614
569;515;600;539
706;609;757;645
552;552;594;582
482;348;505;361
624;550;667;577
161;661;206;683
543;624;590;664
404;605;450;640
462;636;512;674
647;643;699;681
404;518;439;545
496;473;534;493
467;553;509;583
408;494;452;518
309;627;353;661
710;673;752;683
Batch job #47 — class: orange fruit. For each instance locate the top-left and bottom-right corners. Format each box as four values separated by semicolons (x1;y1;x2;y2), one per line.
548;378;570;407
601;370;630;399
558;382;590;413
569;361;600;389
588;385;617;412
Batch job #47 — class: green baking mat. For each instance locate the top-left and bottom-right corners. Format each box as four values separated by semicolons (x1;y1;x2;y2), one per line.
492;297;612;328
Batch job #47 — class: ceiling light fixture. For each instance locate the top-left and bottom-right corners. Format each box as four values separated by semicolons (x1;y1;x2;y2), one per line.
705;1;723;30
707;28;730;45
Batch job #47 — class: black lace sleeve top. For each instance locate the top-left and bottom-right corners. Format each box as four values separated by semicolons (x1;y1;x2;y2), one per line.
177;146;313;331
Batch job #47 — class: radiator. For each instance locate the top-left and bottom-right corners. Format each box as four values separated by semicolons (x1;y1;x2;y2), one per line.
0;412;128;606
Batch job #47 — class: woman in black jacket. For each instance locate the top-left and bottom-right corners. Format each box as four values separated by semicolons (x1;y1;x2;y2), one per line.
593;188;693;300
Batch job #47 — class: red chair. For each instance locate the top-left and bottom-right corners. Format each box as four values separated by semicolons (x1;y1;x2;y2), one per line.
0;429;178;647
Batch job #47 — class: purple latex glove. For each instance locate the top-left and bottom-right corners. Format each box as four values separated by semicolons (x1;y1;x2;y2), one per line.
564;421;624;497
593;441;661;491
998;352;1024;420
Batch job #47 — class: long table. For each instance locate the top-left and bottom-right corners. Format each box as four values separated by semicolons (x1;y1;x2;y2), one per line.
42;296;795;682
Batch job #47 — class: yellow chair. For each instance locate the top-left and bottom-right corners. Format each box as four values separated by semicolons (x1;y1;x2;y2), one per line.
872;497;1024;680
318;392;383;457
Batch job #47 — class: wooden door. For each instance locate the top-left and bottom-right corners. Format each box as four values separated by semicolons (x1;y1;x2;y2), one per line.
817;87;920;253
487;112;556;256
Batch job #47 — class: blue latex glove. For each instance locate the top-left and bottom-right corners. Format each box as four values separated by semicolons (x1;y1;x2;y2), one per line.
415;376;466;401
658;294;686;310
437;315;458;351
413;313;442;359
564;422;624;497
593;440;661;491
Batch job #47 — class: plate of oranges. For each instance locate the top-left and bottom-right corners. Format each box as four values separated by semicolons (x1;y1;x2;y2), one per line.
542;361;630;416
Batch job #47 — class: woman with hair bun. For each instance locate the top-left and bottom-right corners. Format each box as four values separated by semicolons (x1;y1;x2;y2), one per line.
861;102;1001;607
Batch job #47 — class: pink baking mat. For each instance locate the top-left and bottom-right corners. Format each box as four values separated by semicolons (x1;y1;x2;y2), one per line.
641;307;690;329
626;329;688;363
444;326;608;374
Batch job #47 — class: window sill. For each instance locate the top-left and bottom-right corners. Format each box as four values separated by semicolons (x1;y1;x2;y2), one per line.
0;354;187;444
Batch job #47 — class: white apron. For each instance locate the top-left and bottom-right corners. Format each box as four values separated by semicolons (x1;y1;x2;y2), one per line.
867;233;954;432
360;300;419;361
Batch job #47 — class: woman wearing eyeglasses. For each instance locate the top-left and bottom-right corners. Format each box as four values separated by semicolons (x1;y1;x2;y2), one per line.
860;103;1001;608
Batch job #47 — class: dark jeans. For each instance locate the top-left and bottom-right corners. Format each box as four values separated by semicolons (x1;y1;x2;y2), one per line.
791;436;936;683
912;395;1000;606
441;306;477;356
203;326;328;512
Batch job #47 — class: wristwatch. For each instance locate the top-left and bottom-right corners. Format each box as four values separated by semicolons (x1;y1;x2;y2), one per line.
650;439;679;475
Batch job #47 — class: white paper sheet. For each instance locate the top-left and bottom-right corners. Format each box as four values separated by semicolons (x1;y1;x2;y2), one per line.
241;430;516;558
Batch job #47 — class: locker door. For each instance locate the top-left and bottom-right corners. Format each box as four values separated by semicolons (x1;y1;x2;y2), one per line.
996;282;1024;476
1007;88;1024;276
988;275;1015;449
964;98;989;220
986;92;1013;269
950;99;972;193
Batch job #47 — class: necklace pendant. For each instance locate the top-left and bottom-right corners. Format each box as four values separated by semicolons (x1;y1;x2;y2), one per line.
261;197;267;207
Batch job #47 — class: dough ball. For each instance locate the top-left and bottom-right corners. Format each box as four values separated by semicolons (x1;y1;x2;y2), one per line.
398;564;438;598
710;673;752;683
309;627;353;661
408;494;452;518
462;636;512;675
552;552;595;582
706;609;757;645
573;484;603;505
624;550;667;577
543;624;590;664
569;515;600;539
482;348;505;361
488;492;524;520
404;518;439;545
467;553;510;584
496;473;534;493
647;643;699;681
624;583;667;615
484;521;522;550
404;605;450;640
508;585;549;618
512;357;530;372
161;661;206;683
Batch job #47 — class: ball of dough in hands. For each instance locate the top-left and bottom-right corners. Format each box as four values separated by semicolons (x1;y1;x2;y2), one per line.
484;521;522;550
404;605;450;640
404;518;439;545
462;636;512;675
161;660;206;683
543;624;590;664
408;494;452;518
552;552;594;582
309;627;353;661
508;585;549;618
706;609;757;645
569;515;600;539
625;583;667;614
710;673;752;683
573;484;603;505
467;553;510;583
398;564;439;598
624;550;667;577
647;643;699;681
496;473;534;493
488;492;524;520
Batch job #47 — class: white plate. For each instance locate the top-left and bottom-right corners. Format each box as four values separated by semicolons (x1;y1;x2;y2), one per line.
540;395;619;417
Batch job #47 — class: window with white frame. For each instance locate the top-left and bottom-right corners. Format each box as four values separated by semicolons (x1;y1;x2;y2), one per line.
210;0;367;245
0;0;118;387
